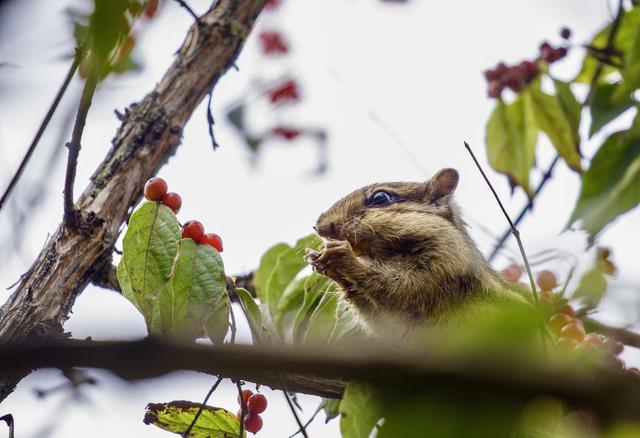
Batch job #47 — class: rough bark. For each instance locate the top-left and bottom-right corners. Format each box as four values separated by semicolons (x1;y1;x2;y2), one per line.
0;0;267;402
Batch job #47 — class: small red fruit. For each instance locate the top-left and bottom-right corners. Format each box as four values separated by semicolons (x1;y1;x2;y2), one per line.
536;270;558;291
161;192;182;214
144;177;168;201
243;413;263;434
549;313;572;333
182;220;205;242
561;322;585;342
237;389;254;407
201;233;223;252
247;393;268;414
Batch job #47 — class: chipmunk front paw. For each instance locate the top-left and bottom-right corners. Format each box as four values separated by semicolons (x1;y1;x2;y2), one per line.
310;240;364;285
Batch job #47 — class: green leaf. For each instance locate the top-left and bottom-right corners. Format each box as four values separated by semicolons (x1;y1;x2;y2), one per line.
573;268;608;306
293;274;336;344
530;85;582;171
575;7;640;85
118;202;181;329
340;383;383;438
264;235;322;320
89;0;130;68
274;276;308;342
254;243;290;303
327;300;363;346
568;121;640;242
157;239;227;340
206;294;230;345
321;398;342;423
589;82;635;137
236;288;265;344
485;94;537;196
143;400;241;437
303;292;340;346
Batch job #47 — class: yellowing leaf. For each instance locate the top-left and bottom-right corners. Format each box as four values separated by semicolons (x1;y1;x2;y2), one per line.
144;401;241;437
485;95;537;196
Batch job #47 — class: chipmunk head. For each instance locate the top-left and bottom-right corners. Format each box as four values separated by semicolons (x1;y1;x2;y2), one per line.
314;168;464;258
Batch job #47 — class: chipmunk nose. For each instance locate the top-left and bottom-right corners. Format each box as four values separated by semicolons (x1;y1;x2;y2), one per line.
317;222;339;239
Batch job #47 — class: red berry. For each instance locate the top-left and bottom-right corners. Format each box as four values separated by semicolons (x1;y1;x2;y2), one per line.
237;389;254;406
487;81;503;98
561;322;585;342
243;413;263;434
161;192;182;214
549;313;573;333
560;304;576;317
539;290;554;305
500;264;523;283
268;79;300;104
259;31;289;54
560;27;571;39
536;270;558;291
247;393;268;414
181;220;205;242
201;233;223;252
144;177;168;201
144;0;160;18
272;126;301;140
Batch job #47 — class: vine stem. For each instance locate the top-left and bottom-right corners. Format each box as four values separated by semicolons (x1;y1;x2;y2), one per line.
0;57;79;213
63;67;99;226
182;376;223;437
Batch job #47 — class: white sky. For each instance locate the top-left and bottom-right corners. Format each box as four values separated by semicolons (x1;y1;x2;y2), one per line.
1;0;639;436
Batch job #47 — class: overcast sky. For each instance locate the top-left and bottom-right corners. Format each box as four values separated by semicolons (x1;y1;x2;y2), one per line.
1;0;638;436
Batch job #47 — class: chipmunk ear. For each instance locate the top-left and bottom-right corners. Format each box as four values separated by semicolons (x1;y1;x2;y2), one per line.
426;168;459;206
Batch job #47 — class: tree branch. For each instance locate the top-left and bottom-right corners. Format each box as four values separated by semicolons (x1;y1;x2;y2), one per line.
0;0;268;403
2;338;640;422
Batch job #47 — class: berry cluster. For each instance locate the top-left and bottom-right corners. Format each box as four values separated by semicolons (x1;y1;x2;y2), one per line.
237;389;268;434
484;27;571;98
500;264;637;376
143;177;223;252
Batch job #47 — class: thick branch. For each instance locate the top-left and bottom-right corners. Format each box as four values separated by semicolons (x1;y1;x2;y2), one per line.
2;338;640;422
0;0;267;402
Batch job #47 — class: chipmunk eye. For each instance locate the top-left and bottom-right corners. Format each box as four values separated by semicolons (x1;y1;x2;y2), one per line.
366;190;396;207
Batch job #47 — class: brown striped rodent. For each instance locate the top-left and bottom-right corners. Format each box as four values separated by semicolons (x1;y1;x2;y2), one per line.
305;168;524;340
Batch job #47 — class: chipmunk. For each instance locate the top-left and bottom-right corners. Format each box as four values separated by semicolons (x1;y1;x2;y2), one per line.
305;168;526;341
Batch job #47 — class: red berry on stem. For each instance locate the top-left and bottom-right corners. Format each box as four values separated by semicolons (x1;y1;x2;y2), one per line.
247;393;268;414
549;313;573;333
201;233;223;252
536;270;558;291
561;322;585;342
238;389;254;406
144;177;168;201
244;413;263;434
161;192;182;214
182;220;205;242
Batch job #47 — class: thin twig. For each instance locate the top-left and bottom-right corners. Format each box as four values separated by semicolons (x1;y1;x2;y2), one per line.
235;380;246;438
463;142;542;323
182;376;223;437
63;69;99;226
279;375;310;438
172;0;201;23
288;402;323;438
0;57;79;213
206;91;220;150
0;414;14;438
487;155;560;262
